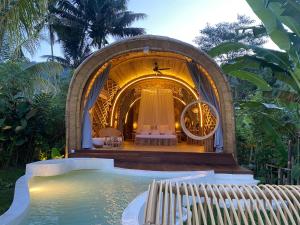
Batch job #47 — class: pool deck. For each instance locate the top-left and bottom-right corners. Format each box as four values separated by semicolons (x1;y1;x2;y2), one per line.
69;143;251;174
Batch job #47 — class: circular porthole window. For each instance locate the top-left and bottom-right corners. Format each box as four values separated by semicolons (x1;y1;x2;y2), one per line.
180;100;220;140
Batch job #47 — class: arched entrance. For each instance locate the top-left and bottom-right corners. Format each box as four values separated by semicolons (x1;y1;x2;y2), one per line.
66;35;236;160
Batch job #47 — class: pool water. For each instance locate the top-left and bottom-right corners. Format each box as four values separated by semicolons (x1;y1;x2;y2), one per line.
20;170;157;225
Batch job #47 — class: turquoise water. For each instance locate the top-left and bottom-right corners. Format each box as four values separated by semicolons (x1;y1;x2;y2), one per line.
20;170;156;225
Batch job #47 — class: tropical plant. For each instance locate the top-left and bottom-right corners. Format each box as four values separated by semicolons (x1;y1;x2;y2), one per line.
0;61;68;168
0;61;63;96
46;0;146;67
0;0;48;57
208;1;300;101
205;0;300;178
246;0;300;94
195;15;269;100
51;147;63;159
194;15;267;64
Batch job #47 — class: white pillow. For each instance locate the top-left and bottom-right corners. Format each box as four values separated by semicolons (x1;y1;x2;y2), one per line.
142;124;151;132
151;130;160;135
165;130;174;135
159;125;169;133
92;138;104;146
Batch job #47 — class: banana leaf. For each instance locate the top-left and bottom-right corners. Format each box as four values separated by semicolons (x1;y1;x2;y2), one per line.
229;70;272;91
263;90;300;103
246;0;291;51
267;1;300;37
208;42;290;69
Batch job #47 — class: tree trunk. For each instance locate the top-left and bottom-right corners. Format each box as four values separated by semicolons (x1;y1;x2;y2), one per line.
4;141;15;169
49;25;54;61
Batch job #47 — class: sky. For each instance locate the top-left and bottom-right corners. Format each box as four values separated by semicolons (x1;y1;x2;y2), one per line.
32;0;275;61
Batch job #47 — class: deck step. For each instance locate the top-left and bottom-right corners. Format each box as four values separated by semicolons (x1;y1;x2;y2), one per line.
114;161;251;174
70;150;237;165
68;150;252;173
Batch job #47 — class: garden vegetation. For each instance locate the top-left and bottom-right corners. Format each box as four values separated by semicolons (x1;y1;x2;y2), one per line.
0;0;299;213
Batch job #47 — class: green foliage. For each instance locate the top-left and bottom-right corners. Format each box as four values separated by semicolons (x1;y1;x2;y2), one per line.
0;61;64;97
0;0;48;57
291;164;300;180
0;168;24;214
194;15;266;63
51;148;63;159
196;16;269;101
228;70;272;91
246;0;292;50
0;96;33;167
206;4;300;179
244;0;300;91
0;61;70;168
208;42;249;58
208;42;292;71
47;0;146;67
236;92;297;168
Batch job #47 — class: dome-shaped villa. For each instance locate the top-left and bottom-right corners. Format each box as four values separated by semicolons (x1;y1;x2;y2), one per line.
66;35;243;173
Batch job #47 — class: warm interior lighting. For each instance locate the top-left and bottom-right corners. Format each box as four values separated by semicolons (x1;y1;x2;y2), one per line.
30;187;42;193
175;122;180;129
110;75;200;127
124;96;185;125
133;122;138;129
124;97;141;124
124;112;129;124
197;64;220;102
109;52;194;87
84;63;109;99
85;54;219;131
174;97;186;106
190;103;203;127
192;107;199;114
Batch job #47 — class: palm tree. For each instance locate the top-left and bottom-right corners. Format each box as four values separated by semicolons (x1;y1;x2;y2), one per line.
47;0;146;67
0;0;48;56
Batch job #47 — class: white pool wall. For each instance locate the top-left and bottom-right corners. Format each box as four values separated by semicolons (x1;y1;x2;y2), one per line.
1;158;113;225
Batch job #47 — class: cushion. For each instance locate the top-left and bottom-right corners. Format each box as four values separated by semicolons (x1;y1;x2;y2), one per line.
92;138;104;147
165;130;174;135
151;130;160;135
151;125;158;130
142;124;151;131
136;134;150;138
159;125;169;133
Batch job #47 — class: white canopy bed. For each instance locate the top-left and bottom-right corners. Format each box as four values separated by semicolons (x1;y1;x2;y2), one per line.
135;89;177;145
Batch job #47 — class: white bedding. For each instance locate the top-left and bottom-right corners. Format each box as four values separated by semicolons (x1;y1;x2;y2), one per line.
135;134;176;139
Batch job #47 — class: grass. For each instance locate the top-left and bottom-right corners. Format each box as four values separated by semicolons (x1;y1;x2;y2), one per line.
0;168;25;215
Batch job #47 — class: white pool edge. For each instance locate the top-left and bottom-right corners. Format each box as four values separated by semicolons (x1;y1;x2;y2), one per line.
0;158;258;225
0;158;114;225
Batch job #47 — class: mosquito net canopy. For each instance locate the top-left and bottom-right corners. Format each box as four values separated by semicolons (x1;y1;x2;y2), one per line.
137;89;175;134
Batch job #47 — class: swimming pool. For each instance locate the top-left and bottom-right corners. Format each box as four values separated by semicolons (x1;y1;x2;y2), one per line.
20;170;157;225
0;158;257;225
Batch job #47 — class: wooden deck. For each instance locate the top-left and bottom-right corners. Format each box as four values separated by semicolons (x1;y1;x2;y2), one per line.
112;142;206;152
69;143;251;174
